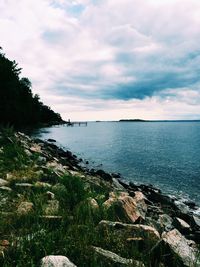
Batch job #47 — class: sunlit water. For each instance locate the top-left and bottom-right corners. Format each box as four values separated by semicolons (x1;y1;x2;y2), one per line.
32;121;200;205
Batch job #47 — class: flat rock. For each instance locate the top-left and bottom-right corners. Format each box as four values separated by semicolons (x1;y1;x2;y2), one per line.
162;229;199;266
41;255;77;267
99;220;160;241
92;246;144;267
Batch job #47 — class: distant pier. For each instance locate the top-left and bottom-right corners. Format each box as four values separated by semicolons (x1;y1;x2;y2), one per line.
63;121;88;127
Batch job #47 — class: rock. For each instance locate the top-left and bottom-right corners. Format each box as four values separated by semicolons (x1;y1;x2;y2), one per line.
92;246;144;267
99;220;160;241
46;191;55;200
44;200;59;215
173;217;190;234
0;239;9;258
95;169;113;181
158;214;173;231
103;191;147;223
17;201;34;215
0;186;12;192
47;139;56;143
0;178;9;187
192;215;200;228
24;149;32;157
35;182;52;189
87;197;99;210
41;255;77;267
162;229;199;266
38;156;47;163
112;178;126;191
15;183;34;188
30;144;42;153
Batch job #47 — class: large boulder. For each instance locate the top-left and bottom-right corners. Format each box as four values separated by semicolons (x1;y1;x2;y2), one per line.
41;255;77;267
103;191;147;223
99;220;160;242
162;229;199;266
92;246;144;267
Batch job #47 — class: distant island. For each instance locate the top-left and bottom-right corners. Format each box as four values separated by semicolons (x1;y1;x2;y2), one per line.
119;119;147;122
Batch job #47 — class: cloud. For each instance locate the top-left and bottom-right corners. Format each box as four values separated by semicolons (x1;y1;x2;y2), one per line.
0;0;200;119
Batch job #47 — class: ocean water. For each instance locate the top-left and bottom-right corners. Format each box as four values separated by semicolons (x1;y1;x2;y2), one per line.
33;121;200;205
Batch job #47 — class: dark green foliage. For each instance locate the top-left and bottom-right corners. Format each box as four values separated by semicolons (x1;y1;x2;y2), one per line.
0;48;63;127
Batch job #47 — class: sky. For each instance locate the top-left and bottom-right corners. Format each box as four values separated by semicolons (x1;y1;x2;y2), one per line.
1;0;200;121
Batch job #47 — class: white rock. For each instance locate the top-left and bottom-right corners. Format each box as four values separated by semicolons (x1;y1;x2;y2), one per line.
41;255;77;267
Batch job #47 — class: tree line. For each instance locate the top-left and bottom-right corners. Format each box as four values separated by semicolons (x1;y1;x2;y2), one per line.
0;48;63;127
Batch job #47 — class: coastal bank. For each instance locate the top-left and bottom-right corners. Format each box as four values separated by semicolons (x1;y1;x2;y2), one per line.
0;130;200;267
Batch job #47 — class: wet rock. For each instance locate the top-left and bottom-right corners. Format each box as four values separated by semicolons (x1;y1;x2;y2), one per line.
47;139;56;143
0;178;9;187
95;169;113;181
92;246;144;267
162;229;199;266
41;255;77;267
17;201;34;215
103;191;147;223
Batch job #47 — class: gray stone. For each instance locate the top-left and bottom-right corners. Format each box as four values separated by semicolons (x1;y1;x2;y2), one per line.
41;255;77;267
92;246;144;266
162;229;199;267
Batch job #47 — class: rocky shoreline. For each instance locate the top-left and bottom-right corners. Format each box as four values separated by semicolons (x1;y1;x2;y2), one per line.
0;131;200;266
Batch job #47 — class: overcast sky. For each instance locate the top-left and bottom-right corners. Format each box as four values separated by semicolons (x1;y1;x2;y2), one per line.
1;0;200;121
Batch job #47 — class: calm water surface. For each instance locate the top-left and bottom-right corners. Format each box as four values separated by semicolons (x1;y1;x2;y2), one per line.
33;122;200;205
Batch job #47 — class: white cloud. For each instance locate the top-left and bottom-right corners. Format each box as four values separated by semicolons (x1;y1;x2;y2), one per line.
0;0;200;120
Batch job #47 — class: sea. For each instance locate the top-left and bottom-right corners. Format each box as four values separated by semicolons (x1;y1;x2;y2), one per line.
32;121;200;209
